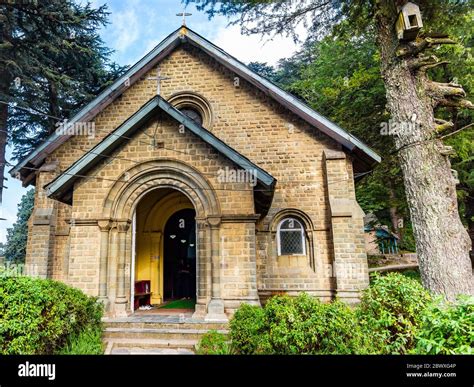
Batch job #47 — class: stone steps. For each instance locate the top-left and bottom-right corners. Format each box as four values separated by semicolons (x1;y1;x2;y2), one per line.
104;327;228;341
104;321;229;331
105;338;198;355
102;318;229;354
112;347;194;355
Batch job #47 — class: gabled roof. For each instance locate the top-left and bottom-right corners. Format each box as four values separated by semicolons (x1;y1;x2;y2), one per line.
10;25;380;184
44;95;276;203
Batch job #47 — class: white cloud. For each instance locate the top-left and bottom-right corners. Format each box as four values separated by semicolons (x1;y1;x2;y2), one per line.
212;24;304;66
110;7;140;52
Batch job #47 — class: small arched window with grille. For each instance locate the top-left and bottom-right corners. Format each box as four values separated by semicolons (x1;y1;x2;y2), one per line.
277;218;306;256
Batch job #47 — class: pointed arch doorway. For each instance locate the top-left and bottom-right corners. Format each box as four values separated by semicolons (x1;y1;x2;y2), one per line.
134;188;197;311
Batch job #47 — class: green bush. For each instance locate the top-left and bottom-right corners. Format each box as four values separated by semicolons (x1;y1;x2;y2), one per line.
400;270;421;283
231;294;372;354
59;326;104;355
357;272;432;354
0;276;103;354
229;304;269;354
230;304;269;355
413;296;474;355
196;330;230;355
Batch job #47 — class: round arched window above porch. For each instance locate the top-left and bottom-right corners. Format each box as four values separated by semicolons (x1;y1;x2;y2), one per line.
168;92;213;129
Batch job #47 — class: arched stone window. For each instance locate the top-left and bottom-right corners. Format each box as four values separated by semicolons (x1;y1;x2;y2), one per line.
179;107;203;126
168;92;213;128
277;218;306;256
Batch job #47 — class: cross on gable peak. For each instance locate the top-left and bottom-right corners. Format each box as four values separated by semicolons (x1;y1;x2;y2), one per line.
176;7;192;26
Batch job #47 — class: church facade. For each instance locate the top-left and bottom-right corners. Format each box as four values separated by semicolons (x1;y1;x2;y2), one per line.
11;27;380;320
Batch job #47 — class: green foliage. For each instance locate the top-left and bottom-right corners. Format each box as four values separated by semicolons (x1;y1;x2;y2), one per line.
58;326;104;355
230;294;372;354
4;189;34;263
229;303;269;354
0;0;126;160
0;276;103;354
196;330;230;355
413;296;474;355
189;0;474;257
358;273;432;354
400;270;421;283
225;275;471;355
247;61;277;80
265;294;371;354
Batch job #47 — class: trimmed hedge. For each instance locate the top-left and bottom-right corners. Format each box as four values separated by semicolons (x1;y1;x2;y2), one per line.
199;274;472;355
0;276;103;354
230;293;372;354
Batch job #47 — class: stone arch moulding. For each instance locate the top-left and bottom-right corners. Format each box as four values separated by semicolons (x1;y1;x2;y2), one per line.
101;159;221;318
167;91;214;129
269;208;315;233
102;158;221;221
269;208;317;271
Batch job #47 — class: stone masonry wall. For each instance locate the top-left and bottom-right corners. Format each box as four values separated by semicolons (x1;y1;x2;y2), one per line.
26;42;369;306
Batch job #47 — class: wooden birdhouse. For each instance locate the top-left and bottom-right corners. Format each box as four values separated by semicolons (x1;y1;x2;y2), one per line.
396;2;423;41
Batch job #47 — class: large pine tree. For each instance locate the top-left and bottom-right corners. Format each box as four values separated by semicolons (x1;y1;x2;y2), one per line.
0;0;125;204
4;189;34;263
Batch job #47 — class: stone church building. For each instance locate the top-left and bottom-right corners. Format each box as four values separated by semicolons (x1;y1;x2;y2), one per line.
11;27;380;320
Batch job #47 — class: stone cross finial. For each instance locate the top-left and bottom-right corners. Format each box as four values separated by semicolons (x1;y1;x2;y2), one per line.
176;7;192;26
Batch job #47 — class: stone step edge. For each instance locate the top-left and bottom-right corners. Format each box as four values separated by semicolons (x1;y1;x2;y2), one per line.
104;339;198;354
103;323;229;330
104;327;229;334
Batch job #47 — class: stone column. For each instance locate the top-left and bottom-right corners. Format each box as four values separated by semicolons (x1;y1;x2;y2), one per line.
25;165;59;278
205;216;228;321
193;219;209;319
97;219;111;309
323;150;369;303
115;220;130;316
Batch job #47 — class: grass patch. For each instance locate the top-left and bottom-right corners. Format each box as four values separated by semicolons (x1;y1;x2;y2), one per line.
58;326;104;355
159;299;196;309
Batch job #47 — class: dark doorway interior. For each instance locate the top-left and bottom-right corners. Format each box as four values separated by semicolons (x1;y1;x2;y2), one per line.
163;208;196;301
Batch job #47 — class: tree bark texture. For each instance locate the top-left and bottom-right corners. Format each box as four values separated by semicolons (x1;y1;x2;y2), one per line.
375;0;473;299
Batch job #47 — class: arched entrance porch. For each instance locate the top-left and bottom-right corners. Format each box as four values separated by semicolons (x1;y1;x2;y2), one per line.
99;159;227;321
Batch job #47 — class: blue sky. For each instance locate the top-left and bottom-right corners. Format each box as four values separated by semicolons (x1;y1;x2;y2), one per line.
0;0;303;243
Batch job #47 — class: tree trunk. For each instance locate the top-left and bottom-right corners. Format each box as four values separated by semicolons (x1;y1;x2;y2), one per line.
375;0;473;300
48;79;59;134
0;7;13;207
388;184;401;236
0;74;11;207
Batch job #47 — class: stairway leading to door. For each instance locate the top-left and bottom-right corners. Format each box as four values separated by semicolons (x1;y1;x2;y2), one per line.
102;314;228;354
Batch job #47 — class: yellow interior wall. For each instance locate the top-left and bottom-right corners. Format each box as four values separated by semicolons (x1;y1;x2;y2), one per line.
135;190;193;305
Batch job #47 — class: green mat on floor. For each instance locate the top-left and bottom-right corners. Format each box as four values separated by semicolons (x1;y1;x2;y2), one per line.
159;299;196;309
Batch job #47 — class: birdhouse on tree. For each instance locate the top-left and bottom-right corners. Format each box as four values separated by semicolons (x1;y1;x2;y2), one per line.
396;2;423;41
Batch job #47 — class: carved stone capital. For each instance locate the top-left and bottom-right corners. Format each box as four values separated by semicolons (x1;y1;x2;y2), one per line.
97;219;112;232
116;220;131;233
206;216;221;228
